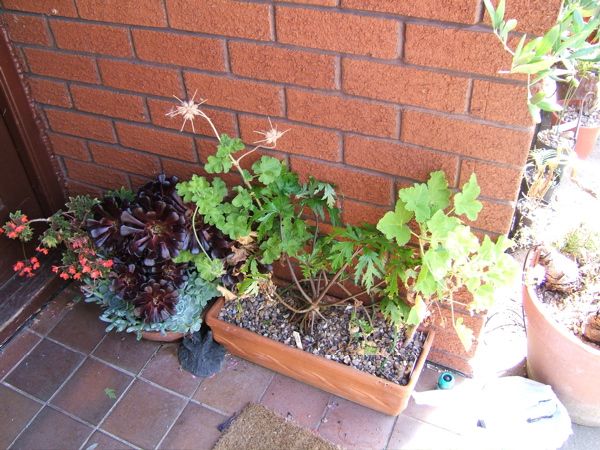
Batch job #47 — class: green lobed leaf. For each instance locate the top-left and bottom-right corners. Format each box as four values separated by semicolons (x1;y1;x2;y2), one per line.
454;173;482;220
406;296;427;327
427;171;451;213
376;202;413;246
454;317;474;351
252;156;284;185
399;183;431;223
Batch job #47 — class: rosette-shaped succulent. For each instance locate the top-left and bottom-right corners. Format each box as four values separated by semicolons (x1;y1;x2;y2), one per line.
108;263;146;300
151;260;189;289
86;197;130;251
133;279;180;323
120;199;187;266
137;174;187;216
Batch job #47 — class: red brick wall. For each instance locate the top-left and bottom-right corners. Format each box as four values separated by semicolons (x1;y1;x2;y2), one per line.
0;0;563;374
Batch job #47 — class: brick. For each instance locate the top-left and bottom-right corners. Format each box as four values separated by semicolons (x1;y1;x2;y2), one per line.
160;159;204;183
286;89;397;138
184;72;282;116
427;327;480;359
466;199;515;235
340;199;389;226
48;133;90;161
89;143;161;177
64;158;129;190
24;48;99;84
342;0;479;24
115;122;196;162
276;6;399;59
149;98;236;138
165;0;270;41
27;77;72;108
470;80;534;127
229;42;336;90
484;0;563;36
430;303;486;337
460;160;523;202
2;0;78;17
344;135;459;182
239;115;340;162
284;0;336;5
401;110;533;167
98;59;181;97
2;13;51;45
66;179;103;198
290;157;392;206
343;59;469;114
404;24;516;78
426;348;473;376
50;20;132;58
45;108;115;143
71;85;146;122
132;29;224;71
76;0;167;27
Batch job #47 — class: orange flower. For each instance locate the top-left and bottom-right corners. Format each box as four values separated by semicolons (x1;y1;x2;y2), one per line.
59;273;70;280
90;270;102;279
21;215;28;222
68;266;77;275
13;261;25;271
36;246;49;255
8;231;18;238
73;273;82;280
52;266;59;273
102;260;114;268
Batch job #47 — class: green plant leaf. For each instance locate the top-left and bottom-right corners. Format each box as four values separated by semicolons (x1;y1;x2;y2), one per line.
376;202;413;245
454;174;482;220
513;57;558;74
454;317;474;351
536;24;560;56
252;156;283;185
104;388;117;399
427;171;451;213
399;183;431;222
406;295;427;326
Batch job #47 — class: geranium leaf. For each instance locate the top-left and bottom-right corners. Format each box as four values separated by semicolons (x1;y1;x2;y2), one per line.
376;202;413;245
454;317;474;351
454;174;482;220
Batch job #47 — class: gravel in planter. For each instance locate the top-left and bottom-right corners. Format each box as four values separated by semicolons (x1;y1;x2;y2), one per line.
218;294;426;386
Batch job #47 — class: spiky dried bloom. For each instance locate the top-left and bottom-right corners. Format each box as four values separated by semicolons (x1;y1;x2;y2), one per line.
253;117;290;148
165;91;208;133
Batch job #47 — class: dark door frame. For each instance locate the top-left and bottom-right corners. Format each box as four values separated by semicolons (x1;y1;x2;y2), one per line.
0;27;68;346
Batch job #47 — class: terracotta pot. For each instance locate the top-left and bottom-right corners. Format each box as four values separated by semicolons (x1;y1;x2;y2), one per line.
523;251;600;426
140;330;184;342
205;297;435;416
551;99;600;160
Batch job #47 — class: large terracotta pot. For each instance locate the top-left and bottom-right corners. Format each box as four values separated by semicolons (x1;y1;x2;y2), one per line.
205;297;435;416
523;251;600;426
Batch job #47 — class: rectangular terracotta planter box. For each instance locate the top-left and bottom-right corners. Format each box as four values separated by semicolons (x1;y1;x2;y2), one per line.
205;297;435;416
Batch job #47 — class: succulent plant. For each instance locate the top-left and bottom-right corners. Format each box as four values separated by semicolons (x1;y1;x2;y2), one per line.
133;279;180;323
86;196;130;251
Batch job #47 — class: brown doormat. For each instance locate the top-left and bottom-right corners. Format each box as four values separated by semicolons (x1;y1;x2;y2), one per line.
212;403;340;450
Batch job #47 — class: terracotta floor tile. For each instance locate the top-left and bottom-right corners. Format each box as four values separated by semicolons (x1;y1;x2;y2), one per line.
47;300;108;354
317;397;397;449
101;379;187;449
193;355;274;415
0;384;43;448
4;338;84;401
92;329;161;374
10;406;93;450
388;415;466;449
159;401;227;450
141;342;204;397
50;357;133;425
26;286;80;336
0;330;41;379
83;430;137;450
260;373;332;430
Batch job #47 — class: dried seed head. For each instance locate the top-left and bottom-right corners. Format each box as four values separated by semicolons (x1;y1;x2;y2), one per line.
166;90;207;133
254;118;290;148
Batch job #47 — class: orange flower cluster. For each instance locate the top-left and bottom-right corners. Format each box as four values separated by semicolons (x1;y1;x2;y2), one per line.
0;215;28;239
13;257;40;277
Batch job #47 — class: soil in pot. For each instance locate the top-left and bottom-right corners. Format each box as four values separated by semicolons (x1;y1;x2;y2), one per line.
217;294;427;386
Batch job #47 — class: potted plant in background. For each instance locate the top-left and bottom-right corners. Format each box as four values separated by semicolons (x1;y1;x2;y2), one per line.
166;94;519;415
487;0;600;426
485;0;600;159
